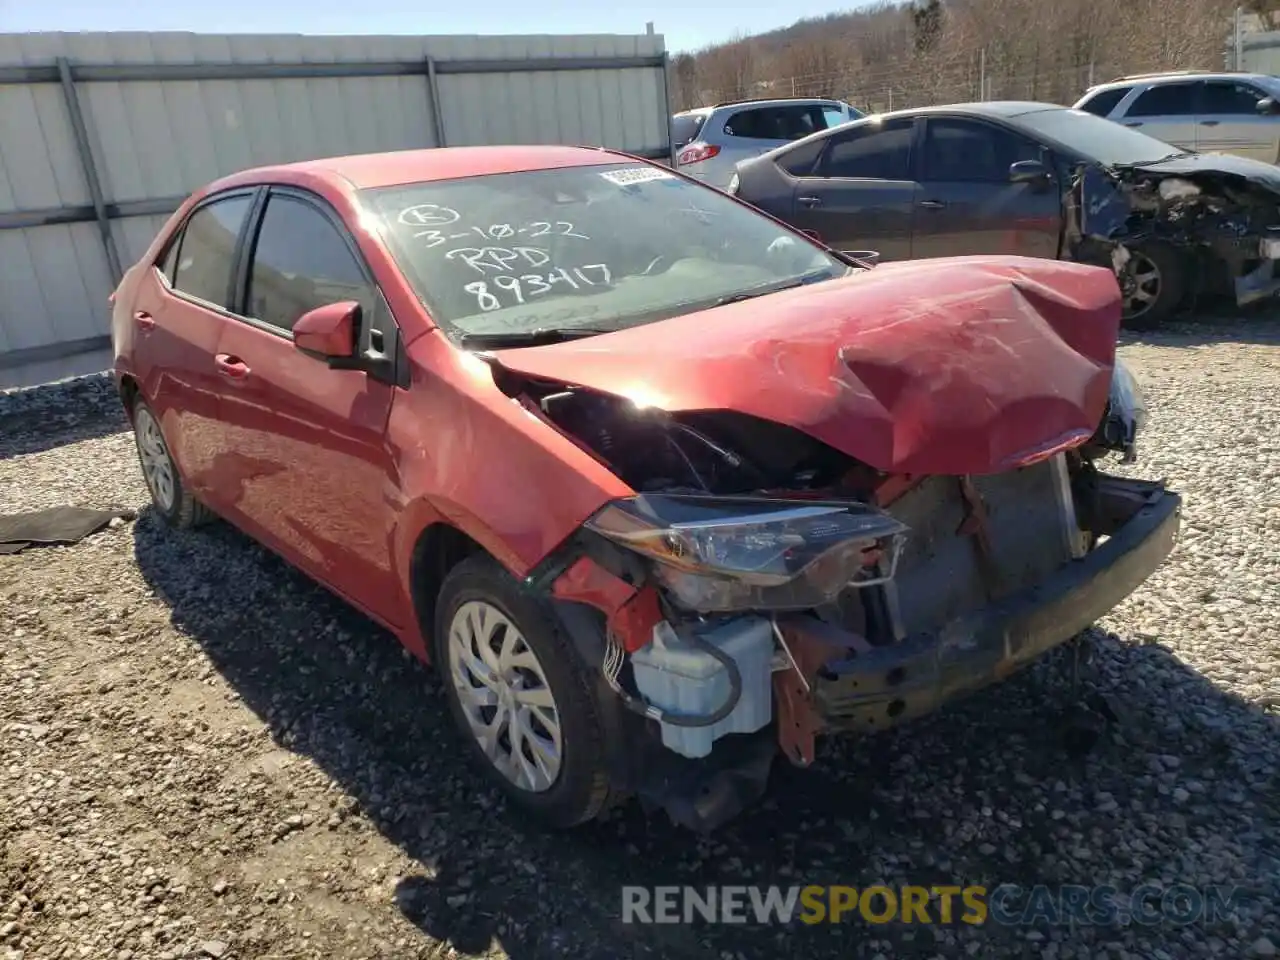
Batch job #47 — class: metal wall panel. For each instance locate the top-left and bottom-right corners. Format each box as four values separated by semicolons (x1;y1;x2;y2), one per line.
0;30;670;388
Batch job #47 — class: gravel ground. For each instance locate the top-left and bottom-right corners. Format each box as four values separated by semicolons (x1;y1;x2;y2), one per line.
1;316;1278;960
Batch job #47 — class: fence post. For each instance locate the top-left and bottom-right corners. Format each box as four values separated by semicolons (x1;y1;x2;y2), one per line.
425;56;447;147
56;56;123;285
658;50;677;166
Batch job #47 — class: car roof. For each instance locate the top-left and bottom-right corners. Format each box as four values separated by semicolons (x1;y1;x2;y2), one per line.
675;97;846;116
1082;71;1278;94
864;100;1063;121
208;144;625;193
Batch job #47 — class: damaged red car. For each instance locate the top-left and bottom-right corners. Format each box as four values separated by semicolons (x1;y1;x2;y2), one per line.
111;145;1181;832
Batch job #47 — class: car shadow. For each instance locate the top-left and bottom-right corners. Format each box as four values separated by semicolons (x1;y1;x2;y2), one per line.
131;507;1280;960
0;373;128;460
1121;307;1280;348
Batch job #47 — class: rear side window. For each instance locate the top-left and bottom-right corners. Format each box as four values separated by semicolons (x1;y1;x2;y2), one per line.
1078;87;1131;117
671;114;707;147
725;105;828;141
820;119;915;179
1127;82;1198;117
246;194;373;332
170;195;253;307
1201;80;1269;114
776;136;828;177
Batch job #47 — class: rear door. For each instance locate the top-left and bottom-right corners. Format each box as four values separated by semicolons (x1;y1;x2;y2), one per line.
207;188;406;625
1114;81;1199;150
1196;78;1278;162
911;116;1061;261
787;116;918;260
132;191;256;504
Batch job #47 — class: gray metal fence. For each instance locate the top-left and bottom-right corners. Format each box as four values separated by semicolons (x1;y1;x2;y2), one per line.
0;32;673;388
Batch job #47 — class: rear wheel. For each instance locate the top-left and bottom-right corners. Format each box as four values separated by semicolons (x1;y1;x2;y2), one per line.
433;554;614;828
1118;242;1186;331
132;400;215;529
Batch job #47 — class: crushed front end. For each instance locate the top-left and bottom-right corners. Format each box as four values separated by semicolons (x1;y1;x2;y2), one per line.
1067;159;1280;309
516;359;1180;832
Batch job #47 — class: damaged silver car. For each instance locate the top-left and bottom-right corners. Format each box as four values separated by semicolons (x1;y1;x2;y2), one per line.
729;101;1280;328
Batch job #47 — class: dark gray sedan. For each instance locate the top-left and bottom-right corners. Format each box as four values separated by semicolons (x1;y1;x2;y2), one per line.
728;101;1280;327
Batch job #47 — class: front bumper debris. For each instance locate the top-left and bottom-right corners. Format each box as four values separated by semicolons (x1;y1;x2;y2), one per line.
800;486;1181;733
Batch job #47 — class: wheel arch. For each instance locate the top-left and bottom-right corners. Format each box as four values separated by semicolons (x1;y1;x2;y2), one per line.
407;521;487;663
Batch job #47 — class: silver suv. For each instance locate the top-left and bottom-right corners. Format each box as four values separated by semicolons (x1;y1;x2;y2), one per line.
1074;71;1280;164
671;97;861;189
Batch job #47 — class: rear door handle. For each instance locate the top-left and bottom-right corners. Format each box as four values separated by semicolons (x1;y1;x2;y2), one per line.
1200;120;1220;126
919;199;947;209
214;353;250;381
134;310;156;332
797;195;823;207
1124;121;1143;127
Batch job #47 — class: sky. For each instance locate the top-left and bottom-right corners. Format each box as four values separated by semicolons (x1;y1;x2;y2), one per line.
0;0;861;54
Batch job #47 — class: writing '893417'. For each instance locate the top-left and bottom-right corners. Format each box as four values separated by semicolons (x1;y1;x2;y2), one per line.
465;264;613;312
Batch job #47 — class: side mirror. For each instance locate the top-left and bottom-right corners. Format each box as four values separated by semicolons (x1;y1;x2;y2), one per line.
1257;97;1280;115
1009;159;1052;186
294;300;359;360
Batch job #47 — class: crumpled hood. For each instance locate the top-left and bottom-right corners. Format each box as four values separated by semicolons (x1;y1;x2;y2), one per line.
1131;151;1280;192
492;256;1122;476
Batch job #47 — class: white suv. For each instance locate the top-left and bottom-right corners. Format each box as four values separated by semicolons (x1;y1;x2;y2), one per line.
1074;71;1280;164
671;97;861;189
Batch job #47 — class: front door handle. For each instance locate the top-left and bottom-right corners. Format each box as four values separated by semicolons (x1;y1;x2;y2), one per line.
1124;121;1143;127
1200;119;1220;126
797;195;823;207
919;199;947;209
134;310;156;332
214;353;250;381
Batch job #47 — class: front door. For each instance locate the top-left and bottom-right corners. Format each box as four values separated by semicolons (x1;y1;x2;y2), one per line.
788;116;918;260
910;117;1061;261
207;189;405;626
1196;78;1279;162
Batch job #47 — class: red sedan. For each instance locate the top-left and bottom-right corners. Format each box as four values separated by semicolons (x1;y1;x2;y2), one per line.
111;145;1180;831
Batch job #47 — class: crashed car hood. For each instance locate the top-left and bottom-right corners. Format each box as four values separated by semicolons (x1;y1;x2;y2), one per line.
492;256;1121;476
1130;151;1280;191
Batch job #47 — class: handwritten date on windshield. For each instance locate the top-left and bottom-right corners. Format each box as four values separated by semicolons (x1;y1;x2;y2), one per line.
465;264;612;312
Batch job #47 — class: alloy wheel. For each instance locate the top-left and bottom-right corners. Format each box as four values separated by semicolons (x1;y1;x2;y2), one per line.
1121;251;1162;321
446;600;564;793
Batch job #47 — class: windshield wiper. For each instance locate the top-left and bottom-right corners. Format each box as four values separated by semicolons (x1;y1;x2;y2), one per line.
714;269;837;307
458;326;612;349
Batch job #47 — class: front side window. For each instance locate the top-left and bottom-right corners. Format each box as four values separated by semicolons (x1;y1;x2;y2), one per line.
921;119;1042;182
1127;82;1198;117
170;195;253;307
1200;80;1268;115
819;118;914;180
246;195;373;332
363;163;846;341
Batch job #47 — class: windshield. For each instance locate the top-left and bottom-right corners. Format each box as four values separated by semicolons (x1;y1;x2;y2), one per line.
362;162;846;342
1016;107;1186;166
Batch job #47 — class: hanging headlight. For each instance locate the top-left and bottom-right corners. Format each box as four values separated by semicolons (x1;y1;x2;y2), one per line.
585;494;908;613
1099;358;1147;462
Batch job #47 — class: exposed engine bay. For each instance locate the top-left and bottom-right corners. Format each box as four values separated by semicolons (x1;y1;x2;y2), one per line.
1067;159;1280;310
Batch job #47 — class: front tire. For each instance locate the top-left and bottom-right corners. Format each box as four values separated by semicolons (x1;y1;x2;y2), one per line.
1119;242;1186;331
433;554;614;828
131;400;214;529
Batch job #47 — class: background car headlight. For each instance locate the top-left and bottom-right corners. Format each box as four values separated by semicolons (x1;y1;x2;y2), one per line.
585;494;907;613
